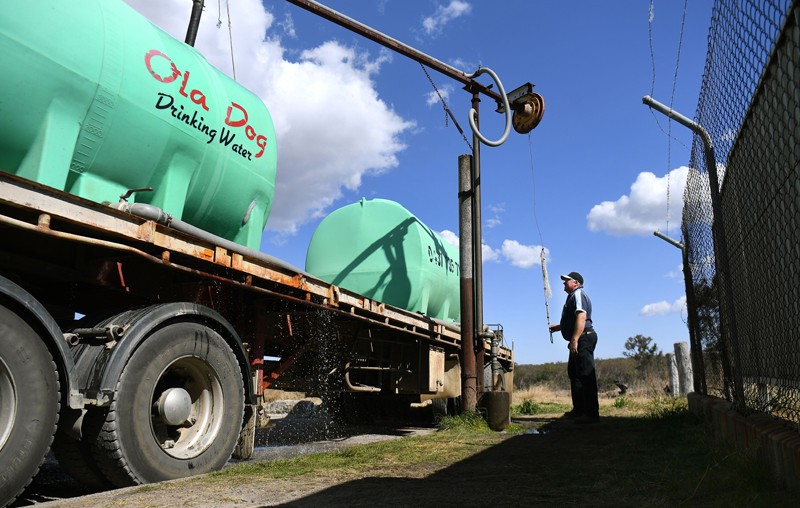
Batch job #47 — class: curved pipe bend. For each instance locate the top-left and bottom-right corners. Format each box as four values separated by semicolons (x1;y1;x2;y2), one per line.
466;67;511;147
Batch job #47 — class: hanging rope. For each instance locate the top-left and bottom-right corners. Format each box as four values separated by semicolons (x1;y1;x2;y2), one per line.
225;0;237;80
666;0;688;234
528;133;553;343
648;0;689;233
647;1;690;152
420;64;472;152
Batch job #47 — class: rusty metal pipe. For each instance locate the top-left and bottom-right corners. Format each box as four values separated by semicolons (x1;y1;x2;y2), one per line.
344;362;382;393
471;94;485;398
284;0;503;106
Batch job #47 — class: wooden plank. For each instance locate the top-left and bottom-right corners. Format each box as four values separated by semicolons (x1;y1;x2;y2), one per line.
0;172;513;360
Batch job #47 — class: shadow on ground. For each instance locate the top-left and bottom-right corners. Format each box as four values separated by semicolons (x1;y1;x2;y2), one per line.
269;415;585;507
11;402;438;506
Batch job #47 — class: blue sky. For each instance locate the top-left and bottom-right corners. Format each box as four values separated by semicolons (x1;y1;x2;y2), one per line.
127;0;714;364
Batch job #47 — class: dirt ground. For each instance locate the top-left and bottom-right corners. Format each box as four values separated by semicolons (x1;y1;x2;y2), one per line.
24;414;570;508
18;400;794;507
14;403;445;508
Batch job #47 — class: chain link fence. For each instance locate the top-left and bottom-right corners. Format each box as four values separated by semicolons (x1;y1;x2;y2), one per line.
682;0;799;427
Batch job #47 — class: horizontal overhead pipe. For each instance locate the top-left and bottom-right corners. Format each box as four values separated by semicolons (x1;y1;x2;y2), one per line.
653;230;684;250
285;0;503;105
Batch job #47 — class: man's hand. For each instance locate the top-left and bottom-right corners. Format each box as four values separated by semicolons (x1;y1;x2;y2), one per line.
569;338;578;354
549;323;560;333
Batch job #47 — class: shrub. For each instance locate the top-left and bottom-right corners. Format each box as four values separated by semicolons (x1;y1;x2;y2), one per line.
515;399;540;415
437;411;491;432
644;395;688;419
613;396;631;409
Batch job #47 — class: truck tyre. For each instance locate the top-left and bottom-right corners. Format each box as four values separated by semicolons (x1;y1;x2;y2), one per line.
85;321;244;487
0;305;60;507
431;397;448;422
51;428;114;490
232;405;256;460
447;396;462;416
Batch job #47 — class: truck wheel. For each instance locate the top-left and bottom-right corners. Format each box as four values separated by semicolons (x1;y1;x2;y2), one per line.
447;396;462;416
86;321;244;487
232;405;256;460
0;305;59;507
431;397;448;422
51;428;114;490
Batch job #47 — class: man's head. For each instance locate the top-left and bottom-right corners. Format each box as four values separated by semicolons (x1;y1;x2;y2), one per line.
560;272;584;292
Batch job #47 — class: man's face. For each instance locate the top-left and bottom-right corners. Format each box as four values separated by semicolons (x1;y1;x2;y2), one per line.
563;278;579;293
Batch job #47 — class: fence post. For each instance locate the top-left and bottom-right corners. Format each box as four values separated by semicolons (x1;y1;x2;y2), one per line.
666;353;678;396
674;342;693;396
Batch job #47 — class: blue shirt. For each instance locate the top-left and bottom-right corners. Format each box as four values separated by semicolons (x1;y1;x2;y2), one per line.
559;288;594;340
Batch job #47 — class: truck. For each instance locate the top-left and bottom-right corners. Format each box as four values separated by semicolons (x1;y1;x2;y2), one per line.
0;1;513;505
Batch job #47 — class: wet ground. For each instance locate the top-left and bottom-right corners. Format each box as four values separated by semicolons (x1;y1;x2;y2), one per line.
11;401;437;506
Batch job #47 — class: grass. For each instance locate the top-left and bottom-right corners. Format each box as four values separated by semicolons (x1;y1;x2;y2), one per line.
208;417;503;483
157;388;795;506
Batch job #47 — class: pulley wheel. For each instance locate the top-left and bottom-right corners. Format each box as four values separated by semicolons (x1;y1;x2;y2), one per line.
512;93;545;134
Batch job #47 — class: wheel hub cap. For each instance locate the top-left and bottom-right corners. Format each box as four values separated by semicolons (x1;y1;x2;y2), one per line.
156;387;192;426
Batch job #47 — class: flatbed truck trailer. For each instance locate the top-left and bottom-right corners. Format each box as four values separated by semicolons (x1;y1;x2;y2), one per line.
0;170;513;504
0;1;517;504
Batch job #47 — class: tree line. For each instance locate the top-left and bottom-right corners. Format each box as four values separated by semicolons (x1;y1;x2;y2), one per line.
513;335;667;393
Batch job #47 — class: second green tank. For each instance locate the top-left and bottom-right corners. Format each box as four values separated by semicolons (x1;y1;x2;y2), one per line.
305;198;460;323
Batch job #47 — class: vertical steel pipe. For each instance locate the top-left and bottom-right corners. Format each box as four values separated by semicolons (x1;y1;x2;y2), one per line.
470;92;485;398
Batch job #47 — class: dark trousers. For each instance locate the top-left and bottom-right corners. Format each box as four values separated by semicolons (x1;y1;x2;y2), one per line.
568;330;599;418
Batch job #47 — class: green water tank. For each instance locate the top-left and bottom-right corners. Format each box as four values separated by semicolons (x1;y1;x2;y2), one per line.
0;0;277;250
305;199;460;322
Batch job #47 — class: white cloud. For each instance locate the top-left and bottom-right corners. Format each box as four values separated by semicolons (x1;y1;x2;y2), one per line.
501;240;547;269
278;12;297;39
719;128;737;144
422;1;472;35
449;57;474;72
640;295;686;316
587;166;689;236
425;83;454;107
666;263;683;279
440;229;460;248
483;244;500;263
124;0;413;236
440;232;546;268
683;167;718;226
438;230;500;264
485;203;504;229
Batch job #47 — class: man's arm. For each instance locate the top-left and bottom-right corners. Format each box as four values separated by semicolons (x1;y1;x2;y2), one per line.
569;312;586;354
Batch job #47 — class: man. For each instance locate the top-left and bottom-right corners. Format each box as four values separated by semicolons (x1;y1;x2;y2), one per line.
549;271;599;423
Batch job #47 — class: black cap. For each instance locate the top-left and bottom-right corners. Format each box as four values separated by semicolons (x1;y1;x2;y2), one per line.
560;272;584;285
